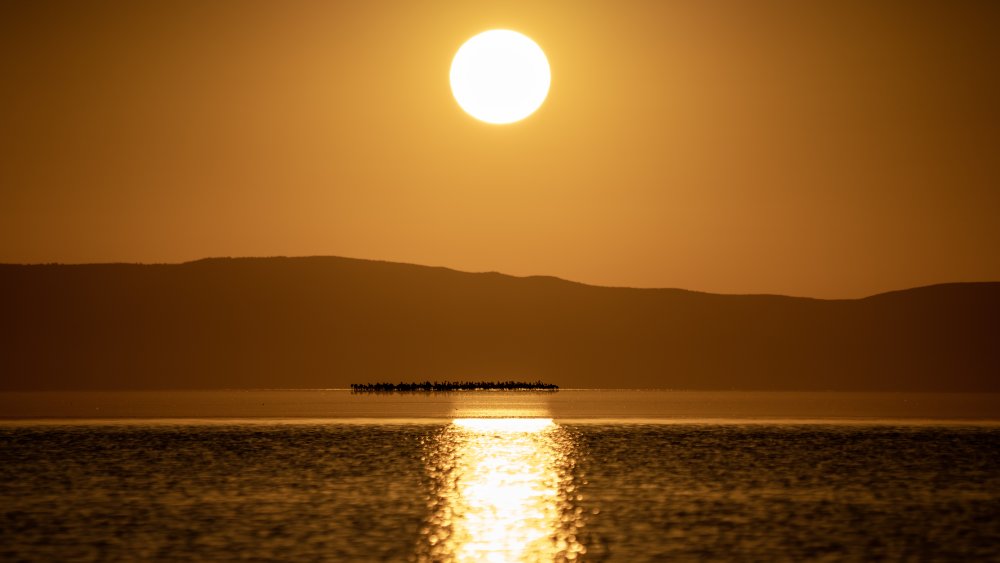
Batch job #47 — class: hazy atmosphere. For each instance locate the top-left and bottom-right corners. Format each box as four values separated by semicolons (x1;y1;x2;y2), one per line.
3;2;1000;561
3;0;999;297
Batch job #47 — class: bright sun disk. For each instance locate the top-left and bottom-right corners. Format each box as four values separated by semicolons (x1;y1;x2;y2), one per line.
450;30;551;124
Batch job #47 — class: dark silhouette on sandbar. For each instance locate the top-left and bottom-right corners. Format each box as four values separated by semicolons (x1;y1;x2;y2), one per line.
351;380;558;392
1;256;997;391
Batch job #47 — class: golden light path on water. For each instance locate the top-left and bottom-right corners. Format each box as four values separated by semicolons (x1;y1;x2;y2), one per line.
420;418;587;562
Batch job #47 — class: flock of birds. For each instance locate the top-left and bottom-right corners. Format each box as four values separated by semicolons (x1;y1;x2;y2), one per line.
350;380;559;392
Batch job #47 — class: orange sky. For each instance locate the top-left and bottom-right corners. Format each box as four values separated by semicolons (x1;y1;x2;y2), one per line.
2;0;998;298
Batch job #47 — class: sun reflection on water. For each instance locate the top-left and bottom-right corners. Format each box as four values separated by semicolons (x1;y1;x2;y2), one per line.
420;418;587;562
452;418;555;433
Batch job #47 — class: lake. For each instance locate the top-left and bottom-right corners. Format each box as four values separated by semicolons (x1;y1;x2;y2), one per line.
2;391;999;561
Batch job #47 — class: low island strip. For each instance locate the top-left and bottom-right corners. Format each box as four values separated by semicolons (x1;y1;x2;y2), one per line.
350;380;559;392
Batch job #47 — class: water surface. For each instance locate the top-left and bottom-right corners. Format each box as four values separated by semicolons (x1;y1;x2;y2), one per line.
3;389;998;421
2;391;998;561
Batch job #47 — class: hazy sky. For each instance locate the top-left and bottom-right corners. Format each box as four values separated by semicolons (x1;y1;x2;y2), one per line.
2;0;998;297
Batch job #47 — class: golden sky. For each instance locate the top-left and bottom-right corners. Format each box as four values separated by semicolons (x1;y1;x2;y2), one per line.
2;0;998;297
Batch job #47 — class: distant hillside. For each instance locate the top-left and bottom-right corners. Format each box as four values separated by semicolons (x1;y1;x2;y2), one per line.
1;257;997;391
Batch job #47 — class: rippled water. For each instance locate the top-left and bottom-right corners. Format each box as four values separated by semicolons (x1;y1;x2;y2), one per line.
2;421;998;561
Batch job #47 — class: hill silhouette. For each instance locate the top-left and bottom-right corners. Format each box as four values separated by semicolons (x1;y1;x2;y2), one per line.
1;256;997;391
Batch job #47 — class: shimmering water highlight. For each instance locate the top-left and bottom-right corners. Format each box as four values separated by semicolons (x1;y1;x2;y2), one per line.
419;418;585;562
2;421;998;561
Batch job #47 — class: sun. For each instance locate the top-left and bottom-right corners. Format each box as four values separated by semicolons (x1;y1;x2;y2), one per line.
450;30;551;125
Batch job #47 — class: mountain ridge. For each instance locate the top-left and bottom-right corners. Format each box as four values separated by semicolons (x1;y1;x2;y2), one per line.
1;256;997;391
10;254;979;299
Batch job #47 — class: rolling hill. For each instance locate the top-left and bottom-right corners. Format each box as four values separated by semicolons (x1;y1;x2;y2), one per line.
1;256;997;391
